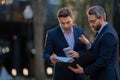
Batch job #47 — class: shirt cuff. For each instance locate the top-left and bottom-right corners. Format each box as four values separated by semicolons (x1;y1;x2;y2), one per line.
87;43;92;50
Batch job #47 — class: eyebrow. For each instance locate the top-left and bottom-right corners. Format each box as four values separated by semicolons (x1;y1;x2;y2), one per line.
61;21;71;24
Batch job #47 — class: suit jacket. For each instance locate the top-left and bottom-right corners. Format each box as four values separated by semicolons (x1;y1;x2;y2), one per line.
43;25;87;80
84;23;120;80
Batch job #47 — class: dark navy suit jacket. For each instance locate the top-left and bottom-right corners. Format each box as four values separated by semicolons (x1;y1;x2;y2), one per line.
84;23;120;80
43;25;87;80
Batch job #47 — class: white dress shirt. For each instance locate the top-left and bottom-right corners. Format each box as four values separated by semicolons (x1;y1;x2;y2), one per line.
60;26;75;49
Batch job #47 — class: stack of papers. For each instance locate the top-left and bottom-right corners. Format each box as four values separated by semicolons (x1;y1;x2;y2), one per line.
54;56;74;63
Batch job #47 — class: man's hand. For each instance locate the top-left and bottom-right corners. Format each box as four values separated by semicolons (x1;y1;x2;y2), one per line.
68;50;79;58
50;54;58;64
68;64;84;74
79;35;90;48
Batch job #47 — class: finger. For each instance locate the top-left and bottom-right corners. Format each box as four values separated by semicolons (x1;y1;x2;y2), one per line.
68;66;79;73
79;36;84;41
68;66;76;72
79;37;82;40
79;35;85;38
53;54;57;56
80;34;84;37
76;64;81;68
76;64;83;71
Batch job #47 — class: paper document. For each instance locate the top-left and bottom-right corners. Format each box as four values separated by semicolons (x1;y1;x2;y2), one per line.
54;56;74;63
55;51;96;68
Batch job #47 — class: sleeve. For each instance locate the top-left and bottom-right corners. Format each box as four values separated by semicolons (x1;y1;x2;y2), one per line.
77;28;88;56
43;31;54;63
84;32;117;75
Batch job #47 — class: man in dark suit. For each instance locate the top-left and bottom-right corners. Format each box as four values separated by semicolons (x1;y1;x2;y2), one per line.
68;5;120;80
43;7;87;80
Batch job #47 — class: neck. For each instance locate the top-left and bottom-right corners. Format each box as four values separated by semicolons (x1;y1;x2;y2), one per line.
65;30;72;34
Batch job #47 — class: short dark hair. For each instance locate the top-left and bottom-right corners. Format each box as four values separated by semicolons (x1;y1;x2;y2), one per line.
57;7;73;18
87;6;106;20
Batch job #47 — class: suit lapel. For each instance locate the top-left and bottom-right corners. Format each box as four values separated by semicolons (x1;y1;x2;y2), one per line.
57;26;69;47
93;24;108;46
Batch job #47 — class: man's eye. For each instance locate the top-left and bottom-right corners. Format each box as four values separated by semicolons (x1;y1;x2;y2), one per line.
61;23;65;24
67;21;71;24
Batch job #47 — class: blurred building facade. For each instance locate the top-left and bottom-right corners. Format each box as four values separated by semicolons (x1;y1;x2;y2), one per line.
0;0;34;78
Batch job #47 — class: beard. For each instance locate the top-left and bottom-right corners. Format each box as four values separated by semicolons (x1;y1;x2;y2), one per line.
92;23;101;31
96;23;101;31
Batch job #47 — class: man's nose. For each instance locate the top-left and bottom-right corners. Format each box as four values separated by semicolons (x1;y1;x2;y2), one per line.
64;23;68;27
90;23;93;26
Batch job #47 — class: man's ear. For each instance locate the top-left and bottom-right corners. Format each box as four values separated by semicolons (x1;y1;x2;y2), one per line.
100;16;105;23
71;15;75;21
71;16;76;25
